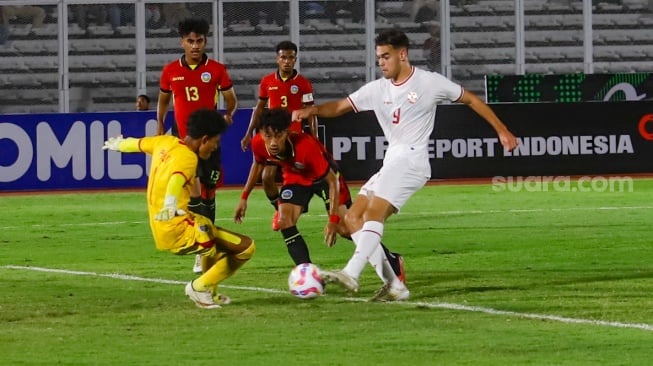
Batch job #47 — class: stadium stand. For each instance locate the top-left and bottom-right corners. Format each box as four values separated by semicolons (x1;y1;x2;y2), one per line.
2;1;653;113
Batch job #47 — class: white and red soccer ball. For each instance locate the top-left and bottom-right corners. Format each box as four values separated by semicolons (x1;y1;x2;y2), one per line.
288;263;324;300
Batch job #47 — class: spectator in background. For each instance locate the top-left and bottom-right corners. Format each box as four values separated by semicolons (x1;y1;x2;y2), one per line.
422;22;441;72
136;94;150;111
324;1;364;24
162;4;192;30
107;4;134;35
145;4;163;29
0;7;9;46
1;5;46;30
73;5;107;34
411;0;439;23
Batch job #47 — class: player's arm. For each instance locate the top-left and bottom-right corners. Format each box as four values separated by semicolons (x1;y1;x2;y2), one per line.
156;91;172;136
233;159;265;224
155;173;188;221
241;99;267;151
102;136;140;152
303;101;318;138
323;168;340;247
292;98;352;121
222;88;238;125
458;90;518;151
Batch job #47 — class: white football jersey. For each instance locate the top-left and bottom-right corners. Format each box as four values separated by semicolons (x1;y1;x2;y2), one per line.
347;66;463;149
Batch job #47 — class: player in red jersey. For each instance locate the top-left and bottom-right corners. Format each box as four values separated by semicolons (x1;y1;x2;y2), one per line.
156;18;238;274
234;108;405;284
240;41;317;232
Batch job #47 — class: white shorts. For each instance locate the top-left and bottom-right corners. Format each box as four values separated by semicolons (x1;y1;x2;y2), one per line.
359;145;430;211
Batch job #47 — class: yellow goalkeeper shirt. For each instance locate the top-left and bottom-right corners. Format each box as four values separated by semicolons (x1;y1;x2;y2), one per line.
135;135;197;251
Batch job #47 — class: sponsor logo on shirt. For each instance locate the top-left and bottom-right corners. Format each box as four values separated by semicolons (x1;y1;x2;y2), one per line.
201;72;211;83
172;76;184;81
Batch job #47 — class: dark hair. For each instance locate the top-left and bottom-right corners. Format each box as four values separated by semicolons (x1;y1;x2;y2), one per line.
137;94;150;103
259;108;291;133
186;109;228;138
375;29;410;50
178;18;209;37
276;40;298;54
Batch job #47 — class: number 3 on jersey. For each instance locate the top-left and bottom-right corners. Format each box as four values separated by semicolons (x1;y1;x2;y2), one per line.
185;86;200;101
392;108;401;124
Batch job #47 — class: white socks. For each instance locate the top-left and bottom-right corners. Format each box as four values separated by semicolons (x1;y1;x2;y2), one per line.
344;221;397;285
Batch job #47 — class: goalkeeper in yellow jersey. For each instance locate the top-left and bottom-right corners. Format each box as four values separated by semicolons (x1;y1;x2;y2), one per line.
103;108;255;309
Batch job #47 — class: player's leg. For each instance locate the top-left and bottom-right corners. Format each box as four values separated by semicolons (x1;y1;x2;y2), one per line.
341;182;405;285
278;184;313;265
197;147;223;223
188;216;255;306
261;164;281;230
192;148;223;273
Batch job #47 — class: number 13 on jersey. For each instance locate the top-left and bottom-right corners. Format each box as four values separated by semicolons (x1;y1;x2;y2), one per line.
185;86;200;101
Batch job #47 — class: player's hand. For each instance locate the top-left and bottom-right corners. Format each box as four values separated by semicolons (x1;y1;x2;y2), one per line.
234;200;247;224
499;130;519;151
224;114;234;126
240;135;251;152
154;207;186;221
102;135;124;151
324;222;338;248
291;108;310;122
154;195;186;221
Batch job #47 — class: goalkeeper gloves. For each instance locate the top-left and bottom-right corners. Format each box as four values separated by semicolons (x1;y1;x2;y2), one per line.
154;195;187;221
103;135;124;151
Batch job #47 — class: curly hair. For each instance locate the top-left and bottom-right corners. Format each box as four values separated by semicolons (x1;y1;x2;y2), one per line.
178;18;209;37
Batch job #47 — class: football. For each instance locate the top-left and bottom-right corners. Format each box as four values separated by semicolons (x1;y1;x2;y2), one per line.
288;263;324;300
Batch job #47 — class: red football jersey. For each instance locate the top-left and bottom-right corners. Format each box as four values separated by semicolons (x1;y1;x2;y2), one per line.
160;54;233;138
258;70;314;133
251;133;328;186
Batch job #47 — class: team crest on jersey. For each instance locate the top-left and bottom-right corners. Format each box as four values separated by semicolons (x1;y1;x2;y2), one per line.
198;224;209;233
201;72;211;83
290;85;299;94
281;189;294;200
407;91;418;104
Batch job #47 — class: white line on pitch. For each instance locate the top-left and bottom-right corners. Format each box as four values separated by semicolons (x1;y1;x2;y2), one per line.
1;205;652;231
2;265;652;332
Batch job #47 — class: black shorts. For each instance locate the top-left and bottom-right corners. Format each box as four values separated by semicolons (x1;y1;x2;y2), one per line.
196;147;222;189
280;179;352;213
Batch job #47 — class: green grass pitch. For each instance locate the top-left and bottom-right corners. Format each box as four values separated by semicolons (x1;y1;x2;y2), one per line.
1;178;652;365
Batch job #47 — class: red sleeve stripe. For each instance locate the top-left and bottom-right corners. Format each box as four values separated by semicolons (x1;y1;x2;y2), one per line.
171;171;191;184
346;96;359;113
453;87;465;103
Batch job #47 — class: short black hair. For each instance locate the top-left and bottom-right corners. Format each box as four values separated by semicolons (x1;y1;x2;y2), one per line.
137;94;150;103
375;29;410;50
276;40;298;54
178;18;209;37
259;108;291;133
186;109;228;138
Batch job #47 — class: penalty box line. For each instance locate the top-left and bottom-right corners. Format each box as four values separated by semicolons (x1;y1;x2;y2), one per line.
2;264;653;332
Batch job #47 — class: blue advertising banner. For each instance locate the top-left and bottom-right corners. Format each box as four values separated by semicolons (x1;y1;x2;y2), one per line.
0;110;252;191
3;102;653;192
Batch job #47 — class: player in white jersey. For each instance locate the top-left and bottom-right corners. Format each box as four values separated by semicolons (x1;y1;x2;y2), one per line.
292;29;518;301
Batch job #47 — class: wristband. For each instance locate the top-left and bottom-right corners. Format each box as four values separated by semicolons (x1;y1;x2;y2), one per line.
241;191;250;200
329;214;340;224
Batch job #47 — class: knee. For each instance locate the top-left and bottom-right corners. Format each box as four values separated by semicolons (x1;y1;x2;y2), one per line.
235;239;255;261
344;211;362;233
